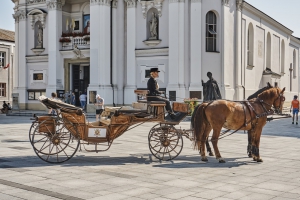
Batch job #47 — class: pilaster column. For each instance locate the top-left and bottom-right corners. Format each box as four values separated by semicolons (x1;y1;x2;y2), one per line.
89;0;113;105
235;0;243;100
189;0;202;93
112;0;118;105
168;0;185;101
124;0;137;105
13;9;27;109
46;0;64;97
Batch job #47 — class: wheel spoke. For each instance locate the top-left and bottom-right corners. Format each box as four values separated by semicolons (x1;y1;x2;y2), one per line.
34;136;48;144
60;141;76;150
58;144;69;158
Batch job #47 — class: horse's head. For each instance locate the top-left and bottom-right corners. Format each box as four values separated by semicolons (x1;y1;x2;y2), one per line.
273;87;286;114
247;82;273;100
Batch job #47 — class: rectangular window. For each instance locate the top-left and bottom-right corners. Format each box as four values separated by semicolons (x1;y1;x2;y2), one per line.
0;83;6;97
145;70;151;78
28;90;46;100
0;52;5;67
169;91;176;101
33;73;43;80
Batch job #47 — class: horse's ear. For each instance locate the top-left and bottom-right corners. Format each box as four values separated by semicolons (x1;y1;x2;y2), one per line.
281;87;286;93
267;82;273;88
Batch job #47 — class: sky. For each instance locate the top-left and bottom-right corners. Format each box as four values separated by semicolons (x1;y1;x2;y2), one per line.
0;0;300;37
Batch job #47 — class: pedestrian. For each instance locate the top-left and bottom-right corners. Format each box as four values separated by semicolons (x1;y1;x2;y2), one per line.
71;92;76;106
94;94;104;121
63;91;69;103
79;92;87;110
48;92;58;115
290;95;299;124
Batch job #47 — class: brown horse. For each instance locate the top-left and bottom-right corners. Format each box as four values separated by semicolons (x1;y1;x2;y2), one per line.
193;87;285;163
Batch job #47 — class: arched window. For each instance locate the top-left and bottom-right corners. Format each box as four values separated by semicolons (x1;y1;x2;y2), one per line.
266;32;271;69
281;40;285;73
293;49;296;77
247;23;254;66
206;11;217;52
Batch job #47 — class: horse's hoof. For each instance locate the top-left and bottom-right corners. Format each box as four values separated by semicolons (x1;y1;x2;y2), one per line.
248;153;252;158
201;157;208;162
253;157;257;161
209;152;214;156
256;158;263;162
218;158;226;163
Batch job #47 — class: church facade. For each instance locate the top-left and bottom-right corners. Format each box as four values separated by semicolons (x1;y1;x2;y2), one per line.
12;0;300;110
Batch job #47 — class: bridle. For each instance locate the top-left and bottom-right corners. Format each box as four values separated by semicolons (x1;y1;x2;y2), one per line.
257;88;285;114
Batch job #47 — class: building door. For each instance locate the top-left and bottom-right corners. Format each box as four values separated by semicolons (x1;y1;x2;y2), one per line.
72;65;90;107
72;65;80;106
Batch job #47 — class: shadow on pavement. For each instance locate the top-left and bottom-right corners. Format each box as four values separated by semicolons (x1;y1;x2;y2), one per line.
0;154;259;169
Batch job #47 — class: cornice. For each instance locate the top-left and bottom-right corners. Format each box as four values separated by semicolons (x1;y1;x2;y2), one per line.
125;0;136;8
46;0;65;10
221;0;229;6
236;0;243;11
13;10;26;23
169;0;184;3
139;0;164;18
91;0;112;6
135;48;169;57
290;36;300;46
26;0;46;4
243;2;293;35
26;55;48;63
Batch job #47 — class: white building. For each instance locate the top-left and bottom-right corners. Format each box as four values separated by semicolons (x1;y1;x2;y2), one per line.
0;29;15;107
11;0;300;110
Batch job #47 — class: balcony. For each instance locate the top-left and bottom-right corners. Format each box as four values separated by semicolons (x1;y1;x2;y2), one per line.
60;33;90;50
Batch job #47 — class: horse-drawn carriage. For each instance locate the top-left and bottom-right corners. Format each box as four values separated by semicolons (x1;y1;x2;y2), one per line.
29;85;287;164
29;90;193;163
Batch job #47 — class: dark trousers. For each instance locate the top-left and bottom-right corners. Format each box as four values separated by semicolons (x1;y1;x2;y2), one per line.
148;97;173;114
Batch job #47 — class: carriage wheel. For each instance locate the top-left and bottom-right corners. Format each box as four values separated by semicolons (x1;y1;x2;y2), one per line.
148;125;183;161
29;117;80;163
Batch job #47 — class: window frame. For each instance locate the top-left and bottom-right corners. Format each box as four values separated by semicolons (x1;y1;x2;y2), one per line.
206;11;217;52
0;83;6;97
0;52;5;68
27;90;46;100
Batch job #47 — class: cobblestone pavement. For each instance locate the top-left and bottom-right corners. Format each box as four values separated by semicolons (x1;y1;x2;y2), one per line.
0;114;300;200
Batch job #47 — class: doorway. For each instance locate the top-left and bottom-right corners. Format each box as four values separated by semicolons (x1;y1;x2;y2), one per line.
72;65;90;106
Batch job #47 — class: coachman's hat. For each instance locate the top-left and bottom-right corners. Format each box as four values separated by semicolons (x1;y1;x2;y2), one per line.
150;68;160;73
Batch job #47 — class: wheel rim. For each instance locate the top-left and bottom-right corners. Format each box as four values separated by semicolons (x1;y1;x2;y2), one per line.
30;117;80;163
148;125;183;161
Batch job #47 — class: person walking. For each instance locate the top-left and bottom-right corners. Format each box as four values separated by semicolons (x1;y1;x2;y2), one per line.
290;95;299;124
70;92;76;106
79;92;87;110
94;94;104;121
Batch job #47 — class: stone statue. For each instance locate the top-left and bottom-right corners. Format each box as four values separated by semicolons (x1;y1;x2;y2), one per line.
73;45;84;59
149;12;158;40
37;25;43;48
202;72;222;101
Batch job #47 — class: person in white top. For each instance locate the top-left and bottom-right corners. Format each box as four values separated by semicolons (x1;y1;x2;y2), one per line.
94;94;104;121
79;92;87;110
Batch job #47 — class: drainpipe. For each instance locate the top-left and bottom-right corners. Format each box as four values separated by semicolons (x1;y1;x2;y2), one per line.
110;1;116;107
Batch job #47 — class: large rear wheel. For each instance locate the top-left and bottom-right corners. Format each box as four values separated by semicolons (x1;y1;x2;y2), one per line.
29;117;80;163
148;125;183;161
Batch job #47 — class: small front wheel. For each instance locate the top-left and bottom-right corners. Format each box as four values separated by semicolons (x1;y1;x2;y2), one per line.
148;125;183;161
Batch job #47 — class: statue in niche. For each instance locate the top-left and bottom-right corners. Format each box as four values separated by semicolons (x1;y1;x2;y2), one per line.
149;12;158;40
36;25;43;48
73;45;85;59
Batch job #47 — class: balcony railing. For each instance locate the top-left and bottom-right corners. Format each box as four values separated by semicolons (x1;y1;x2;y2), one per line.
60;36;90;50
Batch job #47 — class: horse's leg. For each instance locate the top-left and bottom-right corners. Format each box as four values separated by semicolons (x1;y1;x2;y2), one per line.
251;126;263;162
211;127;225;163
200;124;212;162
206;138;214;156
247;130;252;158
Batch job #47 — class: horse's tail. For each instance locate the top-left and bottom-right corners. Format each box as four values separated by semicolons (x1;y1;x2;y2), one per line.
192;103;208;150
190;104;201;129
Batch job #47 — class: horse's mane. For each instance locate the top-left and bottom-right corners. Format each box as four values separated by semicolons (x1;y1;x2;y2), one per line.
247;86;270;100
257;87;278;100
